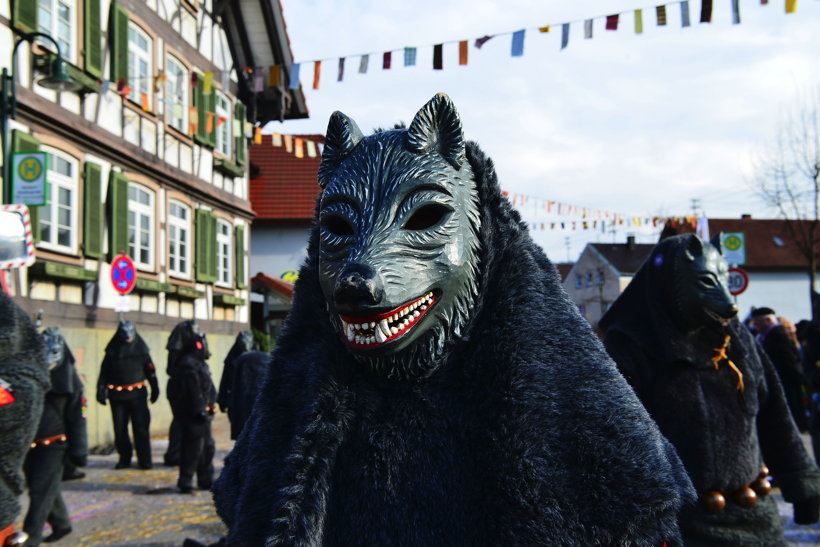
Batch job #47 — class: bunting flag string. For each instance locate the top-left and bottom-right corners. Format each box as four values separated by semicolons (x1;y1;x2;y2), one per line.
281;0;799;91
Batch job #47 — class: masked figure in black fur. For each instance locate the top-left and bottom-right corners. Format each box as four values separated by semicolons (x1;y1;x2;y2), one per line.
214;93;695;546
23;327;87;546
217;342;270;440
600;234;820;546
0;292;49;546
166;328;217;493
163;320;209;467
97;320;159;469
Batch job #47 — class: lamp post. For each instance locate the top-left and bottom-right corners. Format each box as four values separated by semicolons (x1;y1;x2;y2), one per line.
1;31;82;204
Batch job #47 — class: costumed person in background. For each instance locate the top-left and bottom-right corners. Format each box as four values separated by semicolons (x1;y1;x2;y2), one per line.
752;307;811;432
22;328;87;546
167;328;217;494
213;94;694;545
217;351;270;440
0;293;49;547
217;331;264;440
163;320;209;467
96;320;159;470
600;233;820;546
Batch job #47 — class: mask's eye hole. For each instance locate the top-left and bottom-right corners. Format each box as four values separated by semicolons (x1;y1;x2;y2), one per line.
321;214;355;236
699;275;717;287
404;204;451;231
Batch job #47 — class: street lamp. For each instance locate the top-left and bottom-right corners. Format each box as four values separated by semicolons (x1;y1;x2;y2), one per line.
1;31;82;204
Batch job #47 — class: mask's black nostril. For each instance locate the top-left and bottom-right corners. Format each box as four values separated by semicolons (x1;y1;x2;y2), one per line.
334;265;384;309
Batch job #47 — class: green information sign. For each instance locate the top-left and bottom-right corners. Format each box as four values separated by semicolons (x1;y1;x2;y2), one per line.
12;152;48;206
721;231;746;265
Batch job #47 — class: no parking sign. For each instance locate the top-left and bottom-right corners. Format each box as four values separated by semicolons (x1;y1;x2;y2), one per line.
111;253;137;295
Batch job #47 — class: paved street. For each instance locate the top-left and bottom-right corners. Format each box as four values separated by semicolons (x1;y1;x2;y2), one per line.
10;416;820;546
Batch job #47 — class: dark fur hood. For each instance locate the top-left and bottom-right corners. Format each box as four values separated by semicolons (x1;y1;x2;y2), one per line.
214;141;695;546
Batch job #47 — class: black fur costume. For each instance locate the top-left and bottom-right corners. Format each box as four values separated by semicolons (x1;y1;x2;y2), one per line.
0;292;49;532
214;99;695;546
217;350;271;440
600;235;820;546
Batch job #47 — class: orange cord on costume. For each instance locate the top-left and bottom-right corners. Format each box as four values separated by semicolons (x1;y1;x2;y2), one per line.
712;334;744;391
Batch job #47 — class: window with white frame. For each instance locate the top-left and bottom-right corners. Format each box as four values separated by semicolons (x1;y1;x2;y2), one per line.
37;0;77;64
38;148;78;253
127;183;155;269
127;22;152;105
165;55;188;132
168;200;191;277
215;92;231;157
216;219;232;286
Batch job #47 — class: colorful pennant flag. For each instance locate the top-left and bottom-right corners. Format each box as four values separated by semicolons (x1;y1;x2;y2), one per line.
268;65;281;87
732;0;741;23
294;137;304;158
288;63;301;89
272;132;282;146
656;5;667;25
254;67;264;92
474;35;493;49
458;41;468;65
433;44;443;70
206;112;214;134
511;30;525;57
681;1;691;27
584;19;593;39
203;71;213;93
383;52;392;70
358;55;369;73
635;9;644;34
173;103;183;120
254;126;262;145
786;0;796;12
313;61;321;90
539;25;550;33
606;15;619;31
404;47;417;66
701;0;713;22
141;92;150;111
189;107;198;133
561;23;569;49
306;140;317;158
337;58;345;81
191;72;198;88
284;134;293;153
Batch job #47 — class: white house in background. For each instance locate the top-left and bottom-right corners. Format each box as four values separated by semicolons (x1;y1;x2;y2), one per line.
563;236;654;332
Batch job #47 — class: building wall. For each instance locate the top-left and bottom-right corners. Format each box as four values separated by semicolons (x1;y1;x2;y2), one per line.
562;248;621;329
735;271;815;323
250;223;311;281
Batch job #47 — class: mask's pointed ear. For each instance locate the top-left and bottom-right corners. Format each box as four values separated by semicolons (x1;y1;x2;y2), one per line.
407;93;465;170
710;232;724;254
319;111;364;188
684;234;704;262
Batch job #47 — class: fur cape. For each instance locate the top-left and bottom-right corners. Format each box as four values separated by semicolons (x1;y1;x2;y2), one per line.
214;142;695;546
0;293;50;529
600;237;820;545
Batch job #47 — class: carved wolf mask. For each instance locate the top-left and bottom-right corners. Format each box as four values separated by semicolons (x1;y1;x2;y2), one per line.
660;234;738;331
317;94;481;380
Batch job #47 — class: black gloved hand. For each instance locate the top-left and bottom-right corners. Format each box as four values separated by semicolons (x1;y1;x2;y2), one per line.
150;388;159;404
96;386;107;406
194;410;209;422
794;497;820;524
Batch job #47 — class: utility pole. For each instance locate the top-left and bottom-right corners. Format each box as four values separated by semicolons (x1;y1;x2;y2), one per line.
690;198;701;217
565;236;571;263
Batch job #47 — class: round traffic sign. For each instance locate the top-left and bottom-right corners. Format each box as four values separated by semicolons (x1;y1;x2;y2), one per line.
727;267;749;296
110;254;137;295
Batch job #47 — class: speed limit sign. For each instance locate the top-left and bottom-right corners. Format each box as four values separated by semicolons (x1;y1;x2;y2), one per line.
727;267;749;296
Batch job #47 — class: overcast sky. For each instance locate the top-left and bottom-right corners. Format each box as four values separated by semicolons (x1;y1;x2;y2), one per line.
270;0;819;262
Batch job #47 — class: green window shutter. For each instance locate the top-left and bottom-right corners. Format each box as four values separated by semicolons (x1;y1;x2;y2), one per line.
195;211;219;283
107;171;129;258
12;130;42;242
194;75;207;145
12;0;37;33
235;225;246;289
235;102;246;166
110;2;129;83
83;162;103;258
84;0;103;79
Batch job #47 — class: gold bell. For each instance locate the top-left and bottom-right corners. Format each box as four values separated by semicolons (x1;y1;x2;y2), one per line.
734;486;758;508
702;491;726;513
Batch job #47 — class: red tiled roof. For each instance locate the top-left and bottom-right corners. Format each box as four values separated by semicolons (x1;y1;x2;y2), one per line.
554;262;574;282
249;134;323;220
251;272;294;298
667;217;814;269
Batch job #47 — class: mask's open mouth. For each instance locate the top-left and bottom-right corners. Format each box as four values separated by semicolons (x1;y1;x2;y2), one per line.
704;306;735;325
340;291;437;348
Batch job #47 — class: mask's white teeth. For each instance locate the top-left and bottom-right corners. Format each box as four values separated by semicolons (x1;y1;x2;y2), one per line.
346;323;355;341
379;319;391;337
375;328;386;344
390;326;399;335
